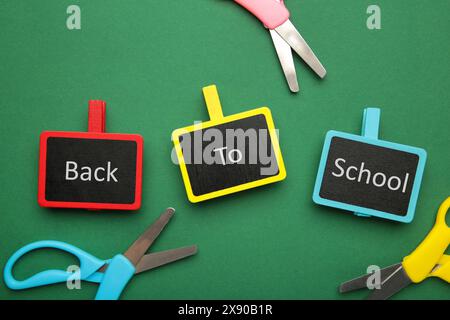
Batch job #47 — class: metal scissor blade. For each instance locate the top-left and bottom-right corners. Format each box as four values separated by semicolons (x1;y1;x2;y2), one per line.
274;19;326;78
124;208;175;266
366;265;412;300
339;263;404;293
135;245;198;274
269;29;299;92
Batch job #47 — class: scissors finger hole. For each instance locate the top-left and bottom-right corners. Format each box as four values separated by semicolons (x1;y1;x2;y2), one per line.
445;207;450;228
9;249;78;281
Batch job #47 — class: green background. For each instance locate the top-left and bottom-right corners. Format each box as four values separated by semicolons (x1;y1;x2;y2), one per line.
0;0;448;300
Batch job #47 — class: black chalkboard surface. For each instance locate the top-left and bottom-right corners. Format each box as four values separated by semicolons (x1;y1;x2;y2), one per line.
318;136;420;216
43;136;139;205
178;114;282;198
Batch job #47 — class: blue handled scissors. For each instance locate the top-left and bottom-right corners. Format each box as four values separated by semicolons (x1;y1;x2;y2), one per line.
4;208;197;300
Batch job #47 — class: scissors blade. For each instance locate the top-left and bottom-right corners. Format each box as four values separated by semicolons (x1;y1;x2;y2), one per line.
269;29;299;92
135;245;198;274
123;208;175;267
366;265;412;300
274;19;326;78
339;263;403;293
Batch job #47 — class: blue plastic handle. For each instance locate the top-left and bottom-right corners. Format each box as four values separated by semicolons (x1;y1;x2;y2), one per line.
4;240;106;290
95;254;135;300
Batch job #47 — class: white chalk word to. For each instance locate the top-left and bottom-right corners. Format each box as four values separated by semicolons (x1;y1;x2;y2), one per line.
332;158;410;193
66;5;81;30
65;161;118;182
367;5;381;30
213;147;243;165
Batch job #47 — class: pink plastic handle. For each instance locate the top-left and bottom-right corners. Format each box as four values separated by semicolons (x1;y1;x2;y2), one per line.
234;0;290;29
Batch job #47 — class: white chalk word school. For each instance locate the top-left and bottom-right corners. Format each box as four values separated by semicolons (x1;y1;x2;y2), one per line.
331;159;410;193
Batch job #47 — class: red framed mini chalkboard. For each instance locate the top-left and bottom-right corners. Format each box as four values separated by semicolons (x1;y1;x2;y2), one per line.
37;100;143;211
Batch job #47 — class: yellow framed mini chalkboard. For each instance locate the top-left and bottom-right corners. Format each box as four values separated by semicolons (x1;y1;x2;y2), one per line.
172;85;286;203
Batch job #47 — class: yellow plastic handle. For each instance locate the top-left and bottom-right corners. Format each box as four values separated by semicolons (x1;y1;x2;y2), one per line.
429;255;450;283
402;197;450;283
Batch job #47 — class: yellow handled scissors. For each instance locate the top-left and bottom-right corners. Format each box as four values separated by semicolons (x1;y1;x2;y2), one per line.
340;197;450;299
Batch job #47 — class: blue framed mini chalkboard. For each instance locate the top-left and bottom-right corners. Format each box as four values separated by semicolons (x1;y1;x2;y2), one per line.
312;108;427;223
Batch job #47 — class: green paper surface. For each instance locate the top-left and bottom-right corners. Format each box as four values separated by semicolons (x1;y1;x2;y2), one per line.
0;0;448;299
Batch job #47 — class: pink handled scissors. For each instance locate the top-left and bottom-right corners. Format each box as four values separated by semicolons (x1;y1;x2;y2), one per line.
234;0;326;92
